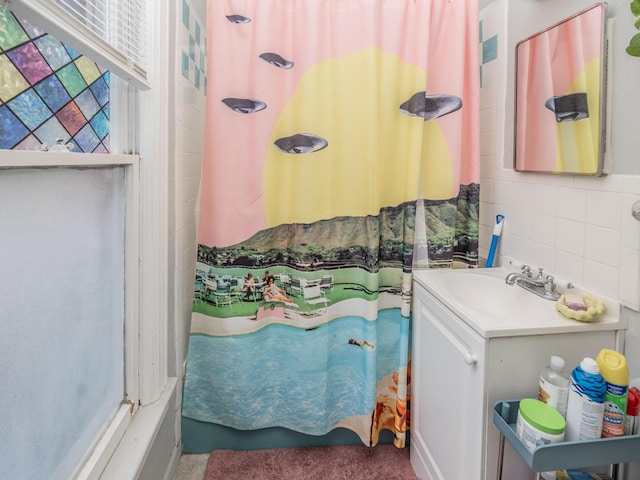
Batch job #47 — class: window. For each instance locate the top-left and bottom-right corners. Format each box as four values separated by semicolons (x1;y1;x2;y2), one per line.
0;5;110;152
0;0;167;478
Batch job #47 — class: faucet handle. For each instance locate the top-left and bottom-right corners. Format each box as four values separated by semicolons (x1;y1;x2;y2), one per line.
545;275;574;290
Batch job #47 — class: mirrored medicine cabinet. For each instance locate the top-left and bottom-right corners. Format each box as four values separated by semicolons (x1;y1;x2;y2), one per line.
514;3;608;176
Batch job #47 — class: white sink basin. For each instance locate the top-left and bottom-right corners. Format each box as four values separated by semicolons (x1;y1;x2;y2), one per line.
413;267;623;338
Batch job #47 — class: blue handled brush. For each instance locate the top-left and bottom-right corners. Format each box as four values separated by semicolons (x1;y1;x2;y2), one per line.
486;214;505;268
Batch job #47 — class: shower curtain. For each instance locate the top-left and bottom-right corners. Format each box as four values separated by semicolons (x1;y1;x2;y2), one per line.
183;0;479;448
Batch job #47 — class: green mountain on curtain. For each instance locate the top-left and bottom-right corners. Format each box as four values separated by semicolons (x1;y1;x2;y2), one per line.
198;183;479;270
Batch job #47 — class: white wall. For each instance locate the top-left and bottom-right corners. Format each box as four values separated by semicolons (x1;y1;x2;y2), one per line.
480;1;640;477
170;0;207;459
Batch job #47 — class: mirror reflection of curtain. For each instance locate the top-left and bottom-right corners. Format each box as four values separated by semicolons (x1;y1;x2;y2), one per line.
515;4;604;174
183;0;479;448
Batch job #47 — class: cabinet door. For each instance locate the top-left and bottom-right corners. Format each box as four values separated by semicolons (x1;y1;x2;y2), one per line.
411;287;486;480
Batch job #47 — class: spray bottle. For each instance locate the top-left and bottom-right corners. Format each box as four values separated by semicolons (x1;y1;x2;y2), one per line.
596;349;628;438
565;357;606;441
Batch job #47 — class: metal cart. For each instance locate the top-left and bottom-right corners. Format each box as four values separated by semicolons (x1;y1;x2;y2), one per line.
493;400;640;480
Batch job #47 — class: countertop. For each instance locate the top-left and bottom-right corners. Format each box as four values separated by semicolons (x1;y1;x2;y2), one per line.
413;267;625;338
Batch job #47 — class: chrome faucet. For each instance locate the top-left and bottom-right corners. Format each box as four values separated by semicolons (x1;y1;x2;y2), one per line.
505;264;573;301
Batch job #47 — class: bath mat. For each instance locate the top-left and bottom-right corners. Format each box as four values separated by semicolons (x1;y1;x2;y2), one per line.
204;444;418;480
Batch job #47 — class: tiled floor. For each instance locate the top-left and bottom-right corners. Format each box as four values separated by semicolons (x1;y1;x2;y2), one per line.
174;454;208;480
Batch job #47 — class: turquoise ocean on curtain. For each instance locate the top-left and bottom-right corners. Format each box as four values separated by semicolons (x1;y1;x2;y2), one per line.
183;0;479;448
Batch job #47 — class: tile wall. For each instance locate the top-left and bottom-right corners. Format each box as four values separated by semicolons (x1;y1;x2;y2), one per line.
181;0;207;96
174;0;207;435
479;3;640;312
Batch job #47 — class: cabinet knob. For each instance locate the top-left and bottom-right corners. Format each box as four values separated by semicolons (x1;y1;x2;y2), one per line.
464;353;478;365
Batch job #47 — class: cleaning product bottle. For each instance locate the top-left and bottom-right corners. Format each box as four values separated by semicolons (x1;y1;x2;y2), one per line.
564;357;606;441
596;349;628;437
624;386;640;435
538;356;570;417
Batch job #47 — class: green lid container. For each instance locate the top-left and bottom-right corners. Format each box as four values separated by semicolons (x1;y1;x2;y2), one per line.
519;398;566;435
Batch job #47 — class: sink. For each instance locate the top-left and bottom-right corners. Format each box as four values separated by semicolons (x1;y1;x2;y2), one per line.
412;267;622;338
437;269;546;315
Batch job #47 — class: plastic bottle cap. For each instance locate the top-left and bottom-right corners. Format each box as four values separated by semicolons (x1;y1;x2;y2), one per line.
580;357;600;375
550;356;565;371
519;398;566;435
628;387;640;416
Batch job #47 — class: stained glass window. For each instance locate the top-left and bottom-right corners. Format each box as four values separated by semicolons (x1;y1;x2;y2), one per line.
0;5;109;153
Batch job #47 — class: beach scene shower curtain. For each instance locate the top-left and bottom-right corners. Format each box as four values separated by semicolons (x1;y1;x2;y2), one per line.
183;0;479;447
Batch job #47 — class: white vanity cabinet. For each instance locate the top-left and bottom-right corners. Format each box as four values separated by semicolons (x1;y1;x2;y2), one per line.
409;268;625;480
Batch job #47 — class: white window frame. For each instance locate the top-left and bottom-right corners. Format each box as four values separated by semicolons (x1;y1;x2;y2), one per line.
0;0;172;477
0;151;140;480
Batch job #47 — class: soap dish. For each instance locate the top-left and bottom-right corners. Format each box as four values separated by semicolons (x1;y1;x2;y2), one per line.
556;293;605;322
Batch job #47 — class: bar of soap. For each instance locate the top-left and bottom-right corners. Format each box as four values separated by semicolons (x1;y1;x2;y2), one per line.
563;294;587;311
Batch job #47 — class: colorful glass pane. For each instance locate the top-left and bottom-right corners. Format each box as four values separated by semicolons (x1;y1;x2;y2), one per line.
75;89;100;120
0;7;28;50
0;104;28;148
57;100;86;136
90;110;109;140
17;16;44;39
0;4;110;153
74;56;101;86
74;123;100;152
15;134;43;150
7;89;52;130
34;35;72;70
93;142;108;154
57;63;87;97
89;76;109;107
34;116;69;146
34;74;71;113
65;44;81;60
0;54;30;101
6;41;52;84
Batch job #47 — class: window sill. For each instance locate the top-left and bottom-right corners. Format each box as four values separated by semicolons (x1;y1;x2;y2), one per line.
98;377;179;480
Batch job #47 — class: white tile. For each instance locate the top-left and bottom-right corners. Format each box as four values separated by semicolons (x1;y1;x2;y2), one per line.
479;201;495;227
480;179;494;204
508;208;531;238
480;154;495;180
622;175;640;194
495;168;519;181
555;218;586;256
510;182;532;210
531;213;556;246
583;259;619;300
480;107;497;133
555;250;584;287
556;187;586;222
481;83;497;109
479;224;493;250
622;193;640;250
509;234;531;265
586;190;622;230
575;173;622;193
585;225;620;268
530;242;556;273
530;183;557;216
535;174;575;187
494;180;511;207
480;130;496;156
482;60;498;87
619;247;640;311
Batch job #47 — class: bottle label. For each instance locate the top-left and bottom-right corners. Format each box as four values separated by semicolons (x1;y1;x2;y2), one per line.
601;384;628;438
565;370;606;441
539;377;569;417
